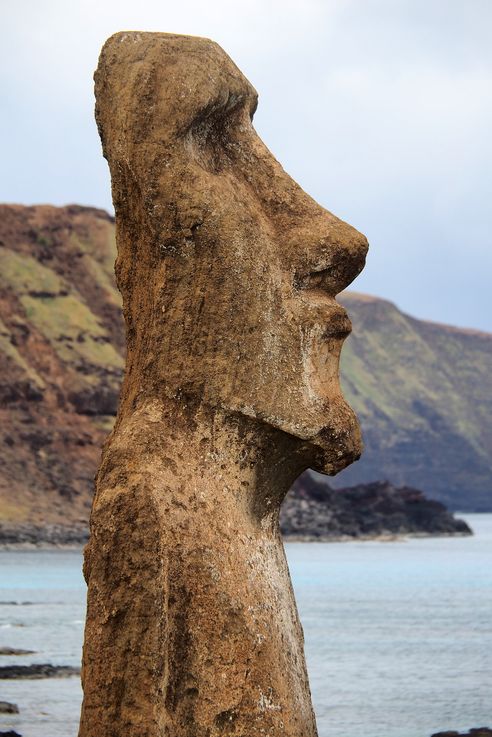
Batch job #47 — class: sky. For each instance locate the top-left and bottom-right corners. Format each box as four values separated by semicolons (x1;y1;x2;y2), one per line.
2;0;491;331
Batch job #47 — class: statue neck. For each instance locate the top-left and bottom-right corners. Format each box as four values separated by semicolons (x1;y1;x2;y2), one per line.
110;394;308;524
84;391;319;737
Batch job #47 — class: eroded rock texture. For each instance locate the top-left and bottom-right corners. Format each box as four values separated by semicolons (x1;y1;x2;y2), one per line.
79;32;367;737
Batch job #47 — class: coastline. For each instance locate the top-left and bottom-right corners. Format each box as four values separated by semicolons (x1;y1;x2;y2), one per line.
0;498;476;550
0;529;474;551
284;530;473;543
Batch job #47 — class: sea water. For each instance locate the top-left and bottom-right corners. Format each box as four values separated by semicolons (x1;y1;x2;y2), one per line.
0;515;491;737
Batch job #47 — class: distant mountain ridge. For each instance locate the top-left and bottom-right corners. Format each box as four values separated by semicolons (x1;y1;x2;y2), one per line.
337;292;492;509
0;204;490;530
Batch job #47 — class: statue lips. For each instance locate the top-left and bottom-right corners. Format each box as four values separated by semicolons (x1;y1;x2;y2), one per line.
322;310;352;343
295;267;353;340
309;301;352;341
322;305;352;341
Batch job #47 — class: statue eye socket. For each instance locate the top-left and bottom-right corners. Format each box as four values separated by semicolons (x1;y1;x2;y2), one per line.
187;94;249;174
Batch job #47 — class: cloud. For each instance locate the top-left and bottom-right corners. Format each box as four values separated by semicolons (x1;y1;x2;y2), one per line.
1;0;491;329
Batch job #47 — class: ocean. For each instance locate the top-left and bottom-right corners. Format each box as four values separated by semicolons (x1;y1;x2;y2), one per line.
1;514;491;737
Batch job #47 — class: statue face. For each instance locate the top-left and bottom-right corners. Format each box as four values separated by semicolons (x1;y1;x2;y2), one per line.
96;33;368;474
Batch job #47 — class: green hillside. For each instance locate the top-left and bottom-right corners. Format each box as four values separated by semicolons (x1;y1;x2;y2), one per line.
337;293;492;510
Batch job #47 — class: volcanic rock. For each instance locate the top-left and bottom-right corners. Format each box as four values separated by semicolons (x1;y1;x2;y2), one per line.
0;702;19;714
431;730;492;737
0;664;80;679
281;473;472;539
0;523;88;547
79;31;367;737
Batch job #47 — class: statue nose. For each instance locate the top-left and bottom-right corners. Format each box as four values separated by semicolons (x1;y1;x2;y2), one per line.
292;215;368;298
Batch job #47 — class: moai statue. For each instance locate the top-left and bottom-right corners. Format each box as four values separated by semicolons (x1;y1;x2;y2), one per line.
79;32;367;737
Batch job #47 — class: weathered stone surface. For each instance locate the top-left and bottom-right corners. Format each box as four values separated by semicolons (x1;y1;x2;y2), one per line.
79;32;367;737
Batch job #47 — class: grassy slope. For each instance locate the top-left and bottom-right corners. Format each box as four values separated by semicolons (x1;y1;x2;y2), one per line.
0;204;123;525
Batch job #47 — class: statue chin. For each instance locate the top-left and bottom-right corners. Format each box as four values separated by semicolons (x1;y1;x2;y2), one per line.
312;434;363;477
227;386;362;477
307;400;363;476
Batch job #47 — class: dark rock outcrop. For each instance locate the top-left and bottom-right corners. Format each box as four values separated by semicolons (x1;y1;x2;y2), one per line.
0;647;35;655
0;664;80;679
0;523;88;546
0;702;19;714
431;729;492;737
281;473;472;539
0;477;470;544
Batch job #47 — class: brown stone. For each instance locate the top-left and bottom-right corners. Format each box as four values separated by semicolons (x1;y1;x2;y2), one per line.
79;32;367;737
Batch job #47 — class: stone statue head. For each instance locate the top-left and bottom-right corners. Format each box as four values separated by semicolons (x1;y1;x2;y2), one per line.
94;32;368;476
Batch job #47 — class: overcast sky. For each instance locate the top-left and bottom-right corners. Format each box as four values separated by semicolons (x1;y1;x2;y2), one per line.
2;0;491;330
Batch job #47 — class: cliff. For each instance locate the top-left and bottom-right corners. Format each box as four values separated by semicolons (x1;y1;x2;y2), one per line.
337;292;492;510
0;204;122;529
0;204;490;535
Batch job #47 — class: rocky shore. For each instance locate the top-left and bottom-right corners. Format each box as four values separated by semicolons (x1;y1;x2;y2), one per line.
281;473;472;540
0;522;88;547
431;730;492;737
0;702;19;714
